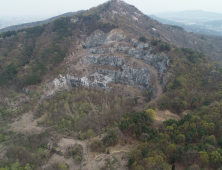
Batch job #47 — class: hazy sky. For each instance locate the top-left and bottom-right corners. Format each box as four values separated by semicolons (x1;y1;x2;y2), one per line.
1;0;222;17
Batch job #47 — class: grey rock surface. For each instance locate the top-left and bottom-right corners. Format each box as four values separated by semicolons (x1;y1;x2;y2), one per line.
83;30;106;48
128;48;168;75
88;46;168;75
84;55;125;67
83;55;155;92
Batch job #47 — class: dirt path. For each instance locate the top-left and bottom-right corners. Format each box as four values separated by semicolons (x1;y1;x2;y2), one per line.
90;149;129;160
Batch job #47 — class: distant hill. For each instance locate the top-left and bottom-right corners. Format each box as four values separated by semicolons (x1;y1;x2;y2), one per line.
155;10;222;22
149;14;222;36
0;16;51;30
149;15;184;26
0;11;84;32
204;19;222;27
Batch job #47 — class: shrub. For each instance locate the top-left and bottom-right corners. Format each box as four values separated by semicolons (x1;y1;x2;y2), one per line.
146;109;156;120
139;36;147;43
160;43;171;51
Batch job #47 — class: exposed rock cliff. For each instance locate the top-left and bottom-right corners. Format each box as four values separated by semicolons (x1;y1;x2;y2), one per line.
45;29;169;99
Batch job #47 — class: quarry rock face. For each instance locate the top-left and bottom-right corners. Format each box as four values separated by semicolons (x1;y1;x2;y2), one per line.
48;29;168;97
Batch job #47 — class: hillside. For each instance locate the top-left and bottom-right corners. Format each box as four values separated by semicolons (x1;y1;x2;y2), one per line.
1;0;222;170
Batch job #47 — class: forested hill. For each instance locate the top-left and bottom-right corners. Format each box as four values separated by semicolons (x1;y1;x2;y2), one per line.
1;0;222;170
0;11;84;33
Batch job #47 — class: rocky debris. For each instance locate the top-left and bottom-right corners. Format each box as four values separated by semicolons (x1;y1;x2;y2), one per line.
66;73;112;89
70;17;78;23
112;10;118;15
131;15;139;21
167;59;172;67
134;12;141;17
53;75;69;89
136;43;149;49
23;88;30;94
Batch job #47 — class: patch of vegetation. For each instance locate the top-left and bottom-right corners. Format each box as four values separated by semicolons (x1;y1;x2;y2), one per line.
125;104;222;169
36;88;135;134
158;47;222;113
0;131;56;169
0;22;70;87
120;110;155;138
101;156;120;170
